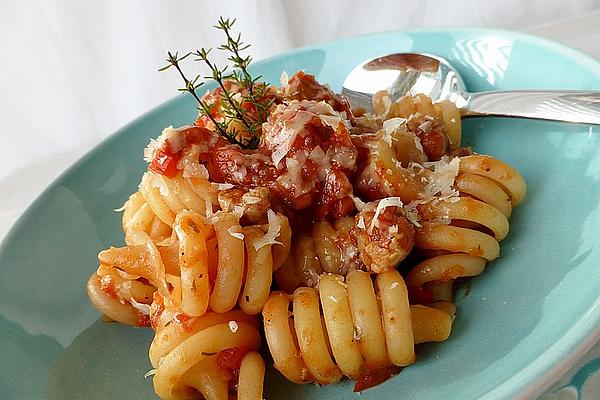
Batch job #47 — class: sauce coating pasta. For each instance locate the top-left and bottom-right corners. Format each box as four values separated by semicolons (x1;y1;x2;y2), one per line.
87;62;525;399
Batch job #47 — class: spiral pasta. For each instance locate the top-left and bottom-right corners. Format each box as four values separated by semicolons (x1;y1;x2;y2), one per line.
274;217;358;292
88;208;292;327
139;170;219;227
149;310;264;400
86;64;528;398
122;191;172;245
406;154;526;311
263;268;452;387
373;92;462;150
86;238;169;326
208;209;292;315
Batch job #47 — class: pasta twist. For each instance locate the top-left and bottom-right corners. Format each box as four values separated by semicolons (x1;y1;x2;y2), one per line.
263;268;452;388
86;239;168;326
207;209;292;315
274;217;359;293
149;310;264;400
406;154;526;312
138;170;219;228
122;191;172;245
88;209;292;327
373;92;462;149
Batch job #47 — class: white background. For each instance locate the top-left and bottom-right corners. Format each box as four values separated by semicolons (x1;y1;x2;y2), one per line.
2;3;600;398
2;0;600;238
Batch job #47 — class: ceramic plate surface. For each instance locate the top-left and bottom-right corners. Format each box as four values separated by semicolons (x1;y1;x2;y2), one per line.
2;29;600;400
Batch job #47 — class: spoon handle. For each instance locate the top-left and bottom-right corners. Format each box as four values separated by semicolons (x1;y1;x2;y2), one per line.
464;91;600;124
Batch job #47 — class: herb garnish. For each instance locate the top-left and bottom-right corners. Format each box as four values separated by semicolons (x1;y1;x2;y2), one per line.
160;17;273;149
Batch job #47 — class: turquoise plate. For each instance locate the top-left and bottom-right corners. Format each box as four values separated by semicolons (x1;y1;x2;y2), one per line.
2;29;600;400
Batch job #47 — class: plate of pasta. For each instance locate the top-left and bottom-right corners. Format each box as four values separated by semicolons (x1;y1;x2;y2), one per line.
2;26;600;400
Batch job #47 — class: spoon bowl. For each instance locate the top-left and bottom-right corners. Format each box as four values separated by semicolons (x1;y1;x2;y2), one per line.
342;52;600;124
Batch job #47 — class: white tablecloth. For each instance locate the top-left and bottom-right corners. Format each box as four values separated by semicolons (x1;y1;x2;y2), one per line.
2;2;600;399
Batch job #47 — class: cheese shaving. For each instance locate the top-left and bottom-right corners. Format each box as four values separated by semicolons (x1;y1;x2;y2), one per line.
381;117;407;147
228;320;239;333
114;267;142;281
253;209;282;250
143;138;160;163
232;205;245;219
143;126;183;163
280;70;289;87
211;182;235;191
129;298;151;316
113;202;128;213
243;195;262;205
144;369;157;379
357;216;366;230
183;163;209;179
368;197;404;234
270;109;314;167
418;117;434;132
319;114;343;131
267;100;351;168
309;146;330;180
422;156;461;201
351;195;366;211
228;227;244;241
404;200;422;228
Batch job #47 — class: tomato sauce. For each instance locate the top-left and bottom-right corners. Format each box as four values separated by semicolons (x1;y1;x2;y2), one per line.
216;346;252;371
353;365;401;392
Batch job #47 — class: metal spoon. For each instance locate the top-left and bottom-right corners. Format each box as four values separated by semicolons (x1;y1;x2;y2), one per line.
342;53;600;124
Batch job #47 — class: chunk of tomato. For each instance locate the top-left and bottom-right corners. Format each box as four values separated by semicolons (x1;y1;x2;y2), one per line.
149;148;181;178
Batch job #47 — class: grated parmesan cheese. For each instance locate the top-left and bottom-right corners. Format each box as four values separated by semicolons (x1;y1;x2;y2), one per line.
381;117;407;146
228;320;239;333
113;202;128;213
357;216;366;230
228;227;244;241
232;205;245;219
266;100;351;168
232;165;248;181
243;195;262;205
270;108;314;167
280;70;289;87
129;298;151;316
368;197;404;234
144;369;156;379
351;195;366;212
422;156;461;201
183;163;209;179
309;146;330;180
319;114;343;131
404;200;422;228
143;126;185;163
253;209;282;250
211;182;236;191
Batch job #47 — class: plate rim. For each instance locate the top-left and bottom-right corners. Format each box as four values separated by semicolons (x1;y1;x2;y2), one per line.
2;27;600;400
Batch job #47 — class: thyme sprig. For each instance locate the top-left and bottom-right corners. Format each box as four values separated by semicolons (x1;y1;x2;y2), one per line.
159;51;249;148
159;17;273;150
